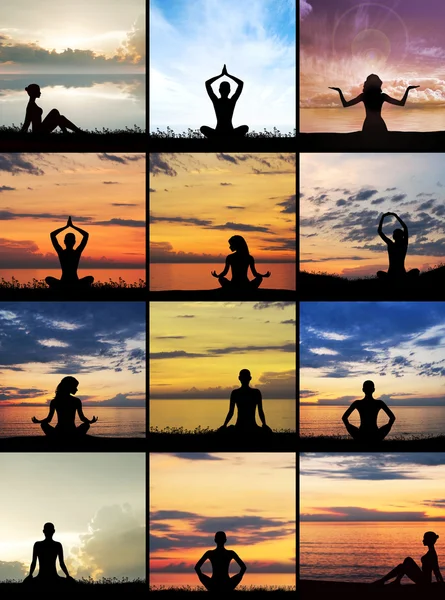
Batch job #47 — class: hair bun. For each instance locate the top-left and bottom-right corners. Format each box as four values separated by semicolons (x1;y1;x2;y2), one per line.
25;86;28;91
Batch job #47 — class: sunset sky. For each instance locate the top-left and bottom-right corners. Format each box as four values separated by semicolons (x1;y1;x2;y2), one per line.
0;453;145;581
150;452;295;578
150;153;296;264
0;0;144;73
150;301;296;400
300;0;445;111
301;302;445;407
301;453;445;521
0;302;145;407
0;153;145;270
150;0;295;132
301;153;445;277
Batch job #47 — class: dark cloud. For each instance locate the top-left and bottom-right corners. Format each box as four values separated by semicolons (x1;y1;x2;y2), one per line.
97;153;144;165
300;389;318;398
150;351;210;359
220;182;233;186
0;153;44;175
207;343;296;355
281;320;296;325
93;218;145;227
300;507;443;521
150;215;212;227
169;453;224;461
176;315;195;318
103;181;120;185
253;302;295;310
226;206;245;210
111;203;138;207
149;153;177;177
206;221;272;234
0;185;15;192
155;336;187;340
276;194;296;214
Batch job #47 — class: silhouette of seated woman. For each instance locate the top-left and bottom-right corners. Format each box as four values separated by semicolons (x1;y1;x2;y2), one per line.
218;369;273;437
200;64;249;138
211;235;271;291
45;216;94;289
377;212;420;280
342;380;395;443
31;376;98;438
329;74;419;133
23;523;76;586
372;531;443;586
20;84;84;134
195;531;246;592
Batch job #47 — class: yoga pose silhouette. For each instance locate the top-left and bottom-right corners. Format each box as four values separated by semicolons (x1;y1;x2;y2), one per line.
329;74;419;132
342;380;395;442
45;216;94;289
372;532;443;585
219;369;272;435
23;523;76;585
377;212;420;280
20;84;84;134
195;531;246;592
31;376;98;438
211;235;270;291
200;64;249;138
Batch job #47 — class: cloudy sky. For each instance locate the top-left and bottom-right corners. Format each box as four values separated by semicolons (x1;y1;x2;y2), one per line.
301;302;445;408
0;302;145;407
301;153;445;277
150;452;295;582
150;153;296;265
301;452;445;521
0;0;144;73
150;301;296;400
0;153;145;272
300;0;445;113
150;0;295;131
0;453;145;581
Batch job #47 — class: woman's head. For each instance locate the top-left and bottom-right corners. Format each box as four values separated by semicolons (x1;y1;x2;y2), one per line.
43;522;55;536
362;380;375;394
363;74;383;94
228;235;249;255
219;81;231;98
64;232;76;249
214;531;227;545
25;84;41;99
56;376;79;397
423;531;439;546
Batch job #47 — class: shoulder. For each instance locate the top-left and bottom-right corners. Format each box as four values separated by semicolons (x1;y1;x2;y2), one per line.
381;92;389;99
73;396;81;404
377;399;387;407
226;254;233;262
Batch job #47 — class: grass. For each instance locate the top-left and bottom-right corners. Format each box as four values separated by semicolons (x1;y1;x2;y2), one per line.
300;433;445;451
0;277;146;299
0;577;146;592
149;426;296;451
150;584;294;594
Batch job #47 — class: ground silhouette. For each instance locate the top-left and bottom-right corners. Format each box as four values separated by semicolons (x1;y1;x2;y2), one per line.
21;84;84;134
200;65;248;138
195;531;246;592
300;580;444;600
23;523;77;586
31;376;98;439
377;213;419;280
341;380;395;443
211;235;271;291
46;216;94;289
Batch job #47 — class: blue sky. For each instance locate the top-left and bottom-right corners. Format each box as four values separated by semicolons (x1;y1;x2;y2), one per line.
150;0;295;131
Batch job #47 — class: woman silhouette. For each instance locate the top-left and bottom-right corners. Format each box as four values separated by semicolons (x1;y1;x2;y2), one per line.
23;522;76;585
342;380;395;442
20;84;84;134
195;531;247;592
211;235;271;290
373;531;443;585
31;376;98;438
329;74;419;132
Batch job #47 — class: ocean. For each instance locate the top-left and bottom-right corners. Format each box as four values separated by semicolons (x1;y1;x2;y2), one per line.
0;268;145;286
149;399;296;431
0;406;145;438
0;74;145;131
300;522;445;583
300;405;445;439
300;107;445;133
149;263;296;291
149;572;296;589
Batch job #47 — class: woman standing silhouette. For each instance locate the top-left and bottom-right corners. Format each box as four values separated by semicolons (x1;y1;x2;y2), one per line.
23;523;76;585
195;531;247;592
20;84;84;134
211;235;271;290
329;74;419;132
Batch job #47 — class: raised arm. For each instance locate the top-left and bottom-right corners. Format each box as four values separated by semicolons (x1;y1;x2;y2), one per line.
379;401;396;425
205;68;224;102
50;219;70;253
342;401;358;425
329;87;363;107
76;398;98;424
194;550;210;573
224;65;244;102
222;391;236;427
378;213;391;245
68;216;89;253
57;543;71;578
211;256;230;278
249;256;270;279
231;551;247;574
383;86;419;106
257;390;267;426
392;212;408;237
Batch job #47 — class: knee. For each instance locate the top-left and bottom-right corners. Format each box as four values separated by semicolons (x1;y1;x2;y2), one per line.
403;557;414;565
49;108;60;117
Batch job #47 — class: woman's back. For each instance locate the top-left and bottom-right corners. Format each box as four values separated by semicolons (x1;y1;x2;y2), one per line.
52;395;78;429
354;399;383;431
207;547;234;579
228;253;251;282
35;539;60;578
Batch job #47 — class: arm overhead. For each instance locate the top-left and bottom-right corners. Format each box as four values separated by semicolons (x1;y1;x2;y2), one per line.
383;86;419;106
205;68;224;102
224;64;244;102
50;219;70;253
329;87;363;107
378;213;392;245
68;216;89;253
392;212;408;239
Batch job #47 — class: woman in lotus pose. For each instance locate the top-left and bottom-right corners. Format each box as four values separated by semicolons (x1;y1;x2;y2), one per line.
377;212;420;280
31;376;98;438
372;531;443;586
20;84;84;134
342;380;395;443
329;74;419;133
211;235;270;290
45;216;94;289
200;64;249;138
195;531;247;592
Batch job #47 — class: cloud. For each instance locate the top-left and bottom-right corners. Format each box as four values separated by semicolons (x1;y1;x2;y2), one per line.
206;221;273;233
220;182;233;186
300;0;313;20
226;205;245;210
0;185;15;192
149;154;177;177
150;215;212;226
0;154;44;175
168;453;224;461
103;181;120;185
150;351;210;359
93;218;145;227
97;153;145;165
0;560;27;581
253;301;295;310
300;507;444;521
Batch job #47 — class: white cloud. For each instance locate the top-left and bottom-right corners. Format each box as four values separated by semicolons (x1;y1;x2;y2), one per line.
300;0;312;20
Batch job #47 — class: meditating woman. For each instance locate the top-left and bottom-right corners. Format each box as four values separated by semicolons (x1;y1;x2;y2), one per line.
329;74;419;132
20;84;84;134
31;376;98;438
200;64;249;138
377;212;420;280
23;522;76;585
195;531;247;592
372;531;443;586
342;380;395;443
211;235;271;291
45;216;94;289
